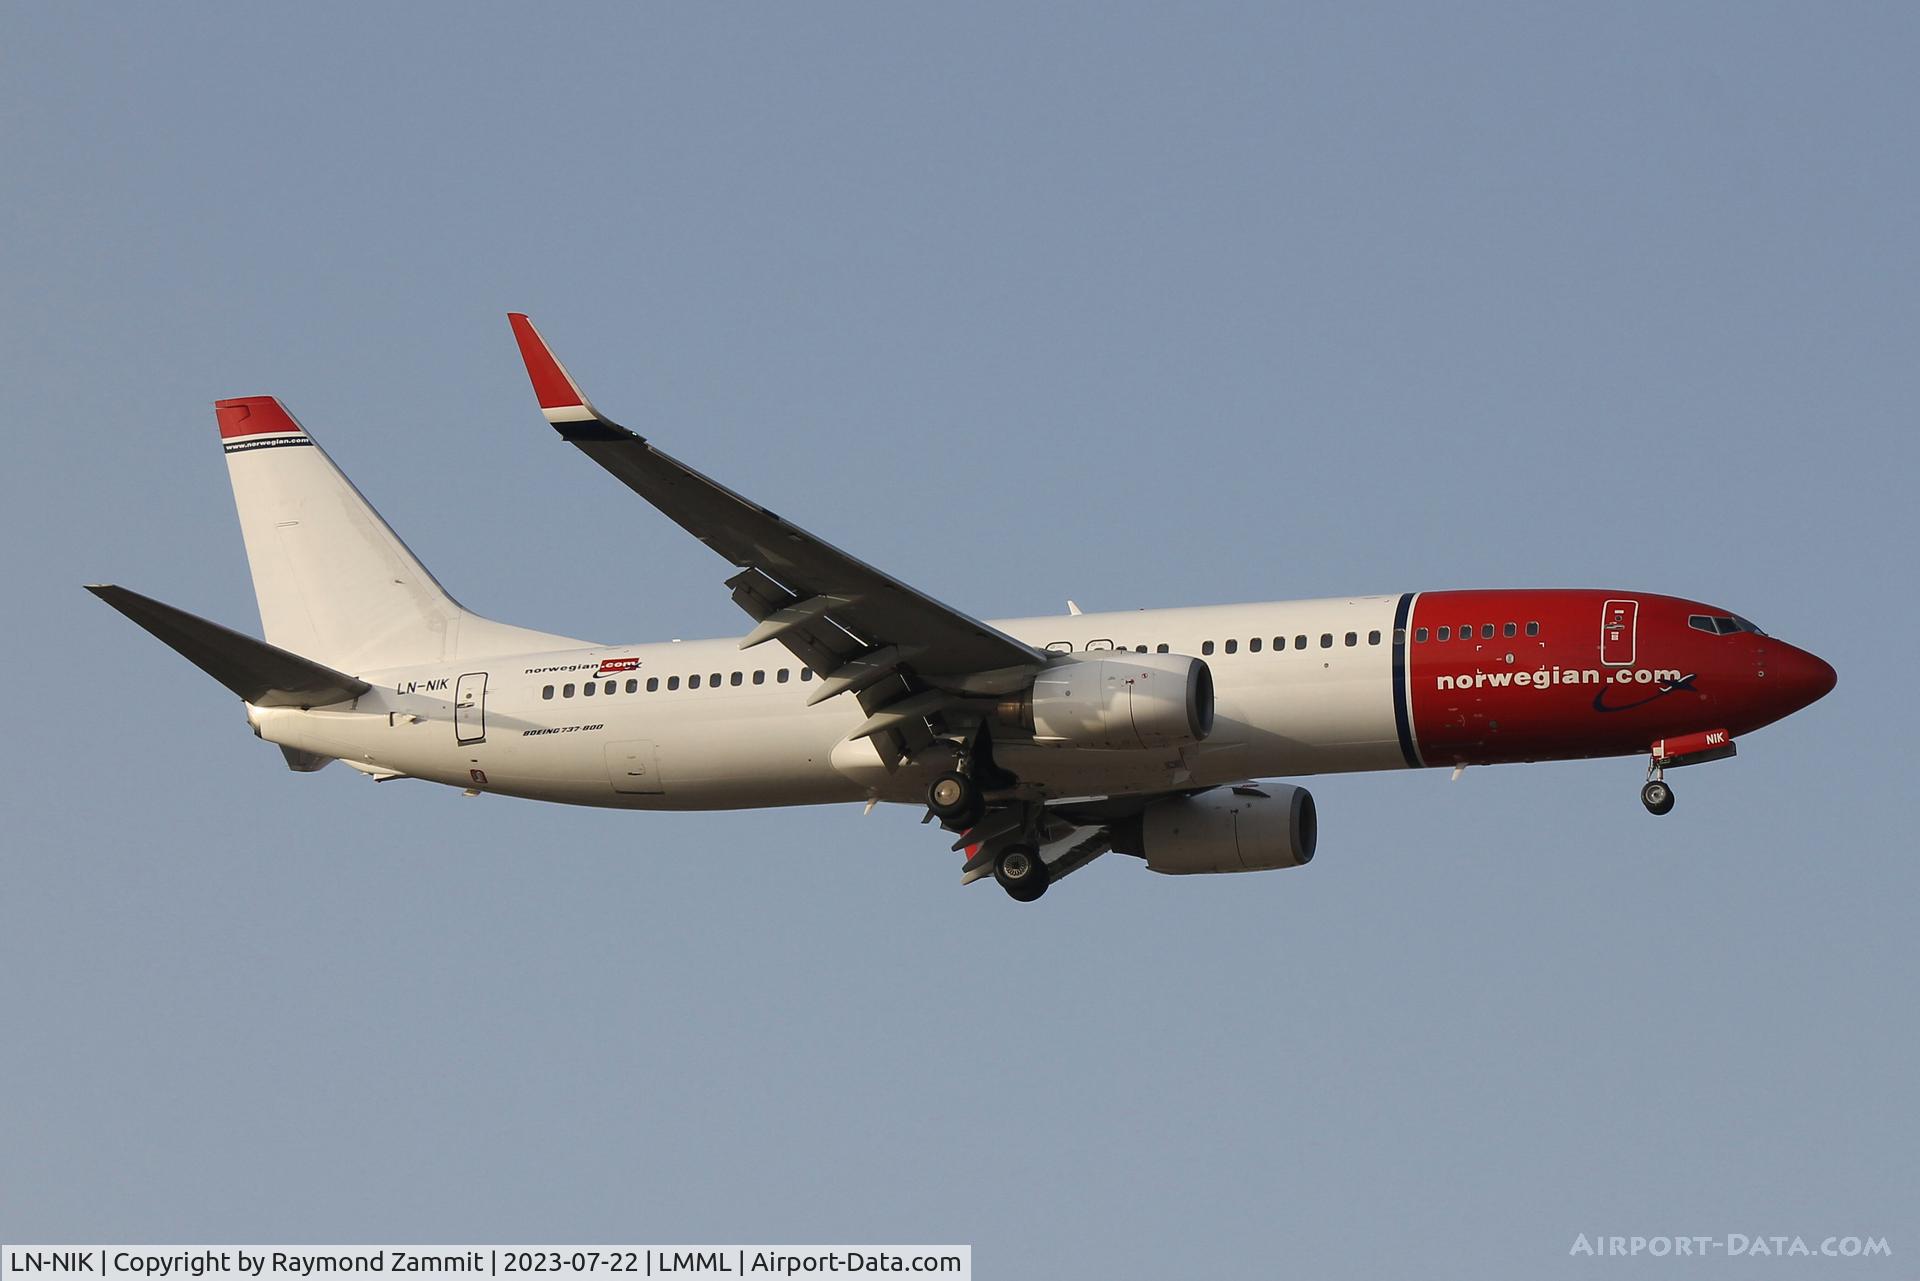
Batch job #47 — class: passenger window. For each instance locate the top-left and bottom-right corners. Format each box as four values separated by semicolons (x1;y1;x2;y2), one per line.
542;685;555;700
1414;628;1428;643
1224;639;1238;654
1393;628;1405;645
777;669;790;683
710;672;722;688
1481;624;1495;639
730;672;743;686
583;682;595;697
1249;637;1262;653
1202;641;1215;655
1369;630;1382;645
1156;643;1170;653
1460;623;1472;638
626;679;638;693
1321;633;1333;648
1526;622;1540;637
605;681;616;695
801;668;813;681
667;676;680;690
1345;632;1357;647
1136;644;1148;653
1274;636;1286;650
753;670;765;684
1295;635;1308;649
688;674;700;689
563;683;575;697
1502;622;1516;638
1437;626;1450;641
647;677;659;692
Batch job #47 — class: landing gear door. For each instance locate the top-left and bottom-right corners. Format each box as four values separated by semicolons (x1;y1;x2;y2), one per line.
1600;600;1638;667
454;672;487;744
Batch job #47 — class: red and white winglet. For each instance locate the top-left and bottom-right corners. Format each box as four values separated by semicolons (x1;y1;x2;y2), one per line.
508;312;607;427
215;396;314;454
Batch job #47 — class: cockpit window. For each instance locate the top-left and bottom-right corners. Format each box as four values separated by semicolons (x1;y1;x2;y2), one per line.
1690;613;1767;637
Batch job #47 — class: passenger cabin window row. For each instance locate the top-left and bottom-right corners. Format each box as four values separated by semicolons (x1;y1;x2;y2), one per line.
543;667;816;699
543;619;1566;700
1195;630;1386;655
1410;621;1542;643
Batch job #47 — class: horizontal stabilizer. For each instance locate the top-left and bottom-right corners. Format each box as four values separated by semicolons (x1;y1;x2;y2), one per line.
87;584;370;708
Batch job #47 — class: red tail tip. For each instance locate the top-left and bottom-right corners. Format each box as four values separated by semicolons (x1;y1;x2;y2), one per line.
215;396;301;439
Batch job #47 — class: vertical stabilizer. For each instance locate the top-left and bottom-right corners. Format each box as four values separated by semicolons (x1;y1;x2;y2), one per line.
217;396;584;672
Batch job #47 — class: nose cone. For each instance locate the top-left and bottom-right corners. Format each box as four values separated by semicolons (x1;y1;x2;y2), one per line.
1770;642;1837;714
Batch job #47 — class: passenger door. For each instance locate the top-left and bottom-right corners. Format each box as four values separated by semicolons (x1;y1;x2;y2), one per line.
454;672;488;744
1600;600;1638;667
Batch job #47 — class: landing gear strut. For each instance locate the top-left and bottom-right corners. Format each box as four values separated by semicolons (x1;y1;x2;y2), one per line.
927;770;983;828
993;843;1050;902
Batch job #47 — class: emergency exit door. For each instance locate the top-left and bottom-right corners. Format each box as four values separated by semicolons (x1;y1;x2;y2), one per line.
1600;600;1637;667
454;672;488;744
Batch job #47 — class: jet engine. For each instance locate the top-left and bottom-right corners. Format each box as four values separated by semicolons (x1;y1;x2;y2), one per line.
1001;653;1214;750
1113;785;1318;874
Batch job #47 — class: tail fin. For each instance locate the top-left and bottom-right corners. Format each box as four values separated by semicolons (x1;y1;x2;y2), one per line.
217;396;583;671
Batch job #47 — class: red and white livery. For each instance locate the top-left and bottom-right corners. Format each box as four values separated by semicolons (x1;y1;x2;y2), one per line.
91;316;1837;901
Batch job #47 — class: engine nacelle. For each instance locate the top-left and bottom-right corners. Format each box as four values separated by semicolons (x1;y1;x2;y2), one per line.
1016;653;1214;750
1116;785;1318;874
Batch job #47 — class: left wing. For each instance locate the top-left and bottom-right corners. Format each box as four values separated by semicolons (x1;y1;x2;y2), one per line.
508;314;1048;764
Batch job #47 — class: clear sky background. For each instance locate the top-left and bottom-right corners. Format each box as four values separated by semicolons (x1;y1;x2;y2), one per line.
3;5;1914;1277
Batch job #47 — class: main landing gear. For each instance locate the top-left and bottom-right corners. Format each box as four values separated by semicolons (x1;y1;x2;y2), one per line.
993;843;1051;902
927;770;984;828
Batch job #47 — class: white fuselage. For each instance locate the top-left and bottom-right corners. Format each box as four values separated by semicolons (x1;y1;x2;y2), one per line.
249;596;1408;810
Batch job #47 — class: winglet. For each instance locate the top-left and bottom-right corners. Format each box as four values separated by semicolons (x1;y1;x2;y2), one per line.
508;313;605;425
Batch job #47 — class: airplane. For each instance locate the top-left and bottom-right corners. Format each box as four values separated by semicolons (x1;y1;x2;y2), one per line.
89;314;1838;902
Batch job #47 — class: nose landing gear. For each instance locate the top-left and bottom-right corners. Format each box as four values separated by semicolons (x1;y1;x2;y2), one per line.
1640;776;1676;816
1639;729;1736;815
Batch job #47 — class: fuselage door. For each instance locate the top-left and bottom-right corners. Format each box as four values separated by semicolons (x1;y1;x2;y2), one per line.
1600;600;1638;667
454;672;488;744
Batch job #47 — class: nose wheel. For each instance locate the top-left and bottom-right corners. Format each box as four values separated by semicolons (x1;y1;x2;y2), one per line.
1640;778;1675;816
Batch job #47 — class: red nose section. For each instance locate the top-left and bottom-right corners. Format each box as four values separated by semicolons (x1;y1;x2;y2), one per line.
1769;643;1837;715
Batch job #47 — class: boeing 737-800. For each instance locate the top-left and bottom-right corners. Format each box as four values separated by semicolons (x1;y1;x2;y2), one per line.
90;315;1837;901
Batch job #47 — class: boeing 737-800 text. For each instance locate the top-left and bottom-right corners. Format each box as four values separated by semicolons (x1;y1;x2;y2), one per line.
90;315;1837;901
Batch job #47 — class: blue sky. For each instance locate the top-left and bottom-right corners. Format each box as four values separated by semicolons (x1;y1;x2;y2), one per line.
3;5;1914;1277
